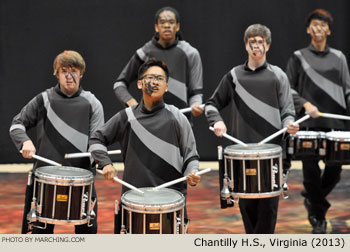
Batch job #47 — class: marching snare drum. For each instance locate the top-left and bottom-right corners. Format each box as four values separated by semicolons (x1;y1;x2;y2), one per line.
288;131;324;160
224;144;283;198
325;131;350;165
30;166;94;225
120;188;185;234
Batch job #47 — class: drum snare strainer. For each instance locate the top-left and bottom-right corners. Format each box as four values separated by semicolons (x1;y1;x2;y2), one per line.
121;187;185;234
224;143;283;199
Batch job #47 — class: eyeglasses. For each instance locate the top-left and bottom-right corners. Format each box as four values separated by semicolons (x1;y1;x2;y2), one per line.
142;74;167;83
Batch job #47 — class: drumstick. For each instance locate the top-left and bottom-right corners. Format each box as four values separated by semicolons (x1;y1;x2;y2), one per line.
179;104;205;113
209;126;248;147
20;151;62;166
153;168;211;190
65;150;122;159
318;112;350;121
96;169;144;194
258;114;310;145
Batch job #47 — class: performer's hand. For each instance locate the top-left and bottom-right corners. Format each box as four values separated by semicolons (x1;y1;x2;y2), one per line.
191;104;204;117
213;121;227;137
304;102;319;118
126;98;138;107
21;140;36;159
102;164;117;181
286;121;299;135
186;170;200;186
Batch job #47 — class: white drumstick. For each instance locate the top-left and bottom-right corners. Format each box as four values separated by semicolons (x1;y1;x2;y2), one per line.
96;169;144;194
319;112;350;121
179;104;205;113
209;126;248;147
153;168;211;190
20;151;62;166
258;114;310;145
65;150;122;159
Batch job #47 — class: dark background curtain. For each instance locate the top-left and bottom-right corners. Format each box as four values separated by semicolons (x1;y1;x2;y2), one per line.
1;0;349;163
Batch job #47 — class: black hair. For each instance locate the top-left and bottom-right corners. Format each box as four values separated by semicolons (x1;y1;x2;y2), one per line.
138;58;169;81
154;6;183;40
306;9;333;29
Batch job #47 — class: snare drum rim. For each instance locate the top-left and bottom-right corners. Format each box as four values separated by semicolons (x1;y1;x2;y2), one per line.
326;131;350;141
35;166;94;185
34;177;93;186
292;131;320;139
224;153;281;160
121;188;185;212
231;189;283;199
224;144;282;158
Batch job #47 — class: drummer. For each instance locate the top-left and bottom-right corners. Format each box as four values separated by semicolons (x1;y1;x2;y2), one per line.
89;58;200;227
205;24;299;234
9;50;104;234
285;9;350;234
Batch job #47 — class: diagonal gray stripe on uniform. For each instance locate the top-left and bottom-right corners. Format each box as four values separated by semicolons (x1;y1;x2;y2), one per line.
136;48;148;61
9;124;26;132
125;107;183;173
295;51;346;109
168;77;187;103
42;91;88;152
231;68;282;129
113;81;127;90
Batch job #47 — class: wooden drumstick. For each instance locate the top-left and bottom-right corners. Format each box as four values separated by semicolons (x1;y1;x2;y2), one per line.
258;114;310;145
318;112;350;121
209;126;248;147
20;150;62;166
96;169;144;194
65;150;122;159
179;104;205;113
153;168;211;190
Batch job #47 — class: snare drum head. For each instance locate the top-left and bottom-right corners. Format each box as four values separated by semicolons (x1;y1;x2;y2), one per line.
326;131;350;141
224;143;282;158
121;187;185;212
35;166;93;184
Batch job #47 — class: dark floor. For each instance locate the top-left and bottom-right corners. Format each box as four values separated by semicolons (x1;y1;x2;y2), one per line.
0;168;349;234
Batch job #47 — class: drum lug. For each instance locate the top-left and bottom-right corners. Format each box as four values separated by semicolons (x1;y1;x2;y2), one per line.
220;178;231;199
120;225;127;234
27;198;38;223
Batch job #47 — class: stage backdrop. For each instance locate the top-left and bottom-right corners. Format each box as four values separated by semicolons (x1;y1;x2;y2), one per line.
0;0;349;163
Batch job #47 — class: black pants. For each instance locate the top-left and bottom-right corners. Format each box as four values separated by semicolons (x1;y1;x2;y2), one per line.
239;196;279;234
22;183;98;234
302;159;342;220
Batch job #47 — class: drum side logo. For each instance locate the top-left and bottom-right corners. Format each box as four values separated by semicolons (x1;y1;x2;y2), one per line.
149;223;160;230
246;169;256;176
56;194;68;202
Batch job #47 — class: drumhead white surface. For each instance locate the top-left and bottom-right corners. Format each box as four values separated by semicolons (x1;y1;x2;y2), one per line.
326;131;350;141
122;187;185;212
35;166;94;184
224;143;282;158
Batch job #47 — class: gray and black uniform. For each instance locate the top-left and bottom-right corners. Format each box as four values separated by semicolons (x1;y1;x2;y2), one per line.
205;61;295;234
9;84;104;234
89;99;199;216
286;44;350;222
113;37;203;118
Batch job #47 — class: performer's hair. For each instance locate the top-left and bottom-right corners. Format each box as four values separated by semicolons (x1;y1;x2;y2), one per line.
244;24;272;45
138;58;169;81
53;50;86;76
154;6;183;40
306;9;333;28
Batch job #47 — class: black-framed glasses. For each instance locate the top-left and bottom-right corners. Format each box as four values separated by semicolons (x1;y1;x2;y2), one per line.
142;74;166;83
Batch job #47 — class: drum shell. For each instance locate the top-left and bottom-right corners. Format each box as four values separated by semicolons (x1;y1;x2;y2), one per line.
120;188;185;234
288;131;323;160
325;131;350;165
33;166;94;224
224;144;283;198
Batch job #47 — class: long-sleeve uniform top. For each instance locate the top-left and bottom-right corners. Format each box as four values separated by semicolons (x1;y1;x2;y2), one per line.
89;99;199;196
113;37;203;110
9;85;104;170
286;44;350;130
205;62;295;145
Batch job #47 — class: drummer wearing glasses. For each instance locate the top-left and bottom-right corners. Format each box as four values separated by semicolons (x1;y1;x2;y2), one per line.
89;58;200;230
205;24;298;234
